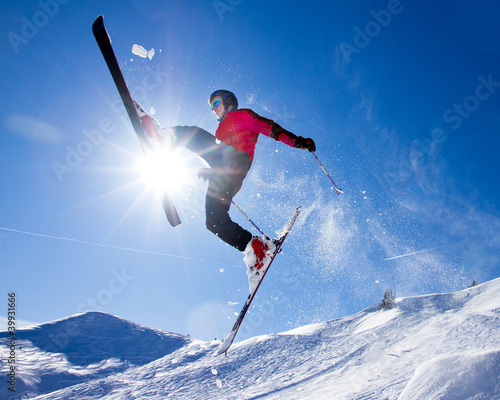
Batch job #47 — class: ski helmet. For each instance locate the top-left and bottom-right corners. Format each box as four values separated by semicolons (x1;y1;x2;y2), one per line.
208;89;238;110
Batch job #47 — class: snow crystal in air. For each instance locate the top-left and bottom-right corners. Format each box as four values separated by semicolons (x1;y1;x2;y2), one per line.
132;44;155;60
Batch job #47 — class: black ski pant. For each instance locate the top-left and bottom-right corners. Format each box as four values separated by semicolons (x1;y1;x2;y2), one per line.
173;126;253;251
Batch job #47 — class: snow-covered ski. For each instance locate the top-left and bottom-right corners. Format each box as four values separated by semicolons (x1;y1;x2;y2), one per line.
92;15;181;227
215;206;302;356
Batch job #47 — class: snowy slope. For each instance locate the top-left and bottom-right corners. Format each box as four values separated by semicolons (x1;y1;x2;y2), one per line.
1;278;499;399
0;312;192;399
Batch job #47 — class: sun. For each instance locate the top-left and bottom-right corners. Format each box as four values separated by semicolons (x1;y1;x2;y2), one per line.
137;148;191;195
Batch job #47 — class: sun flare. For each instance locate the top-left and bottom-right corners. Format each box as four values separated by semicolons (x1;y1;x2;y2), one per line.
137;149;191;195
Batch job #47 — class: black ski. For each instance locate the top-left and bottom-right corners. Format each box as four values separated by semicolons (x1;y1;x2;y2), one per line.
92;15;181;227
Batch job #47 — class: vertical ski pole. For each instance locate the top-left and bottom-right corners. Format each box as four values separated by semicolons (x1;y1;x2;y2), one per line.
231;200;266;236
312;152;343;195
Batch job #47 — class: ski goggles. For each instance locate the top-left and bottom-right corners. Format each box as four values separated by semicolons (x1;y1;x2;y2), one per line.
210;94;228;110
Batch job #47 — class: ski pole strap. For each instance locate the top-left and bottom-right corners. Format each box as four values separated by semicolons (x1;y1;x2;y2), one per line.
312;152;343;195
231;200;266;236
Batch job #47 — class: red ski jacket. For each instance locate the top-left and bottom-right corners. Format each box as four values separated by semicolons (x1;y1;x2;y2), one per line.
215;109;299;162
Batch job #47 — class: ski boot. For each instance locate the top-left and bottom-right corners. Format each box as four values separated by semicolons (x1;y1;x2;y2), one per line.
244;235;277;292
134;101;176;150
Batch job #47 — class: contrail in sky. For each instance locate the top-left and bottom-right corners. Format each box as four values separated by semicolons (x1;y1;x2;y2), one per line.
384;247;439;261
0;226;238;268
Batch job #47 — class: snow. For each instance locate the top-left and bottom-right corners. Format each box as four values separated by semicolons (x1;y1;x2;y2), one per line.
1;278;499;399
353;308;400;334
281;321;327;336
399;350;500;400
131;44;155;60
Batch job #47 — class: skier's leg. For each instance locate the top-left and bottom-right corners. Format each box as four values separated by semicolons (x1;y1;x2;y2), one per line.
173;125;226;169
205;190;252;251
172;125;253;250
205;151;253;251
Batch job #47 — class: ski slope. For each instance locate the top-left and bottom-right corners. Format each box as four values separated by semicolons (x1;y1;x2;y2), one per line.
1;278;499;399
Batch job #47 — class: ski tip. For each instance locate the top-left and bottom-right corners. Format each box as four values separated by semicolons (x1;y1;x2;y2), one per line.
214;331;237;356
94;14;104;23
161;196;182;227
168;216;182;228
213;346;228;357
92;15;104;34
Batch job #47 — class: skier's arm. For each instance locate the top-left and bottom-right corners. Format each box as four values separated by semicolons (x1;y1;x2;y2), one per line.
243;109;316;152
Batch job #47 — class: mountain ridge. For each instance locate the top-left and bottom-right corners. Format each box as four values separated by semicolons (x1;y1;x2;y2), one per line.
1;278;499;399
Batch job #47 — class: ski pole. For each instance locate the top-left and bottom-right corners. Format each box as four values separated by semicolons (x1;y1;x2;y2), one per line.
231;200;266;236
312;152;343;195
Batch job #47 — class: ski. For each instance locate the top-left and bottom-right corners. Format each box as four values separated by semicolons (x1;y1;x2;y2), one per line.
215;206;302;356
92;15;181;227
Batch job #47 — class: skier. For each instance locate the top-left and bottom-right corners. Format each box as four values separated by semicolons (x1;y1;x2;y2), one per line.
136;90;315;273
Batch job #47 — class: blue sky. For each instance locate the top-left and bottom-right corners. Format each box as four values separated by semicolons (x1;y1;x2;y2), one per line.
1;1;499;341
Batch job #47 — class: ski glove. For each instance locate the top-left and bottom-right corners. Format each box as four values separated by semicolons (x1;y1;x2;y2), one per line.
294;137;316;152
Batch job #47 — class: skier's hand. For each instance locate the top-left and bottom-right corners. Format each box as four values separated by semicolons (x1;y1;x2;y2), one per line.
198;168;211;181
295;137;316;152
